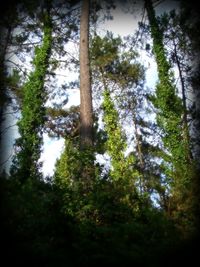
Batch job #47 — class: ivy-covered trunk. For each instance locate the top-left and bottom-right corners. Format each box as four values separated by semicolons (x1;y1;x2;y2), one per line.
10;1;52;182
145;0;195;235
171;38;192;163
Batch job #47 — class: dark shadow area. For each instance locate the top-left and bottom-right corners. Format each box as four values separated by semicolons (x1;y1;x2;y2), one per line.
1;173;199;267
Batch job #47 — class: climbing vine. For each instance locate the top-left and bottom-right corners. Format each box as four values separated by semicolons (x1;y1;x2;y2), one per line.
145;0;195;234
11;4;52;181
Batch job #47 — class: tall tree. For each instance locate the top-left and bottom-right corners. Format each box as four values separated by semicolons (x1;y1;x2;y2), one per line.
158;10;193;162
178;0;200;233
179;0;200;166
11;0;53;182
145;0;195;234
0;1;20;171
80;0;93;149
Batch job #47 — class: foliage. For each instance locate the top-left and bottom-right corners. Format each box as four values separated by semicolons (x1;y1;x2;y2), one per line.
10;4;52;182
91;33;121;72
145;0;196;234
45;105;80;138
91;32;144;88
102;89;138;182
1;169;184;267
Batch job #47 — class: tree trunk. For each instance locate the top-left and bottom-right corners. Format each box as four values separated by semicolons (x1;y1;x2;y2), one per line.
145;0;196;234
10;2;53;181
0;26;12;124
172;39;192;162
80;0;93;149
132;112;144;192
0;26;12;172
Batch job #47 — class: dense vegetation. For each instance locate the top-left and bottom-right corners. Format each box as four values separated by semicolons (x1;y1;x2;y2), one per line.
0;0;200;266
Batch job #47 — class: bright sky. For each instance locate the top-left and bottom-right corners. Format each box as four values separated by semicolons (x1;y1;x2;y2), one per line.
99;1;143;37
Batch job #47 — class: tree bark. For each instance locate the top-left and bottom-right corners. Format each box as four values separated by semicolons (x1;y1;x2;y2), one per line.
0;26;12;122
132;111;145;192
79;0;93;149
0;26;12;172
172;39;193;162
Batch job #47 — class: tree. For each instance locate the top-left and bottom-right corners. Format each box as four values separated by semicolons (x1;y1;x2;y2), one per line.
91;33;158;200
0;0;21;172
158;10;193;162
80;0;93;149
179;0;200;166
178;0;200;234
10;0;53;182
145;0;196;235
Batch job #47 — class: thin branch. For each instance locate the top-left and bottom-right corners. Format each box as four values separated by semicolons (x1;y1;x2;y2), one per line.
0;123;17;135
153;0;165;8
5;59;28;75
0;151;13;168
51;72;71;78
132;4;146;49
186;96;194;103
2;109;20;116
11;41;41;47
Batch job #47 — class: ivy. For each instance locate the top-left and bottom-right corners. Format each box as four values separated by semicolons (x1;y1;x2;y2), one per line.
11;6;52;182
145;0;195;233
102;89;138;183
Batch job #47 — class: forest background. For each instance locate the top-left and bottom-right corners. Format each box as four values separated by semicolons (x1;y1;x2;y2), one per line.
0;0;200;266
